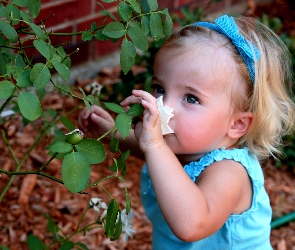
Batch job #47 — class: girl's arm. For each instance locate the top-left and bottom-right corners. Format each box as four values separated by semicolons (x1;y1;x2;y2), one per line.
145;144;251;241
121;90;252;241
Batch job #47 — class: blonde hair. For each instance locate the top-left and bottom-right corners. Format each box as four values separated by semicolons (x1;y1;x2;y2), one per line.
159;16;295;160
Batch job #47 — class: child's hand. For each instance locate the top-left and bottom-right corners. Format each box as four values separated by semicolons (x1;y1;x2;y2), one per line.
121;90;164;153
78;105;115;139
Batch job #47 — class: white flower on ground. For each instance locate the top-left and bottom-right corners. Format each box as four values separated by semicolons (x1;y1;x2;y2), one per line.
89;197;108;213
120;209;136;242
156;96;174;135
90;81;103;96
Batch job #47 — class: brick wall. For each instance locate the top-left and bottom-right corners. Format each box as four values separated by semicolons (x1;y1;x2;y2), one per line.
35;0;252;67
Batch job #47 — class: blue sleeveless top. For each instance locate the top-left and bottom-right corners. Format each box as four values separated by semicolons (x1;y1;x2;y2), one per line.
140;148;272;249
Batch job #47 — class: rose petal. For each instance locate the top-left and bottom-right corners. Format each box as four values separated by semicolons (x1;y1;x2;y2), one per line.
156;96;174;135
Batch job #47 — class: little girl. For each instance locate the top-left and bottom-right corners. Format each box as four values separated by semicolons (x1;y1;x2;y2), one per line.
79;14;295;249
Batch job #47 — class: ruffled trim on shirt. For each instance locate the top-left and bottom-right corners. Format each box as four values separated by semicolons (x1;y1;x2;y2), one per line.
184;148;260;218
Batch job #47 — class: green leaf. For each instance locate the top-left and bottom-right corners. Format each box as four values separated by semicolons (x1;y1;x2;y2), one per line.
141;15;150;35
0;80;15;100
127;26;148;50
104;102;126;114
118;176;131;213
120;38;136;74
110;212;122;241
60;116;76;131
0;245;10;250
56;46;71;68
13;0;28;7
126;0;141;14
82;30;93;41
52;60;70;82
110;151;128;175
148;0;158;11
60;241;75;250
150;13;163;41
0;20;18;42
127;103;144;116
105;199;120;238
33;40;51;60
46;141;73;153
30;63;50;89
115;113;132;139
100;10;117;21
27;0;41;18
102;22;126;38
43;214;59;234
27;234;44;250
83;98;92;111
27;22;47;41
163;8;173;37
110;137;119;153
118;2;132;22
74;139;106;164
17;69;33;87
5;4;18;23
76;242;89;250
20;10;31;22
0;53;9;75
102;0;115;2
18;92;42;121
6;4;21;25
125;191;131;212
94;30;108;41
90;22;97;32
62;152;90;194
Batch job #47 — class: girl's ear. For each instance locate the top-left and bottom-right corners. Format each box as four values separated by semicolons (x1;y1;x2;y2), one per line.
228;112;253;139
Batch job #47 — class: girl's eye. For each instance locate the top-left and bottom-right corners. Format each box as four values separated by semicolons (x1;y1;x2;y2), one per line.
185;95;200;104
152;84;165;95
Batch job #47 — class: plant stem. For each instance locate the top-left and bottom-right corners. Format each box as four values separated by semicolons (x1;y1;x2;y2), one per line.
0;95;15;114
87;174;117;188
75;207;90;234
0;169;64;184
38;152;58;172
0;114;58;203
97;126;116;141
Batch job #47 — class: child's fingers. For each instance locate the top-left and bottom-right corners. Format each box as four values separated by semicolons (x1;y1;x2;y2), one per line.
121;90;157;108
120;95;143;107
91;106;113;121
78;108;90;130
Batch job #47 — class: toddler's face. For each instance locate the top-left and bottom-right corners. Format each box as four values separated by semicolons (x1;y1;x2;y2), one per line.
152;44;242;162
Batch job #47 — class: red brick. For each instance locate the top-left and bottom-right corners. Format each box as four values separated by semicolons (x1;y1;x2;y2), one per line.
35;0;92;28
41;0;57;3
94;1;118;13
178;0;196;7
67;42;90;66
158;0;177;9
93;38;121;58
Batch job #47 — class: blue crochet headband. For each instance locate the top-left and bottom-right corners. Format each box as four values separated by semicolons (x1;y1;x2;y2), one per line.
193;14;260;85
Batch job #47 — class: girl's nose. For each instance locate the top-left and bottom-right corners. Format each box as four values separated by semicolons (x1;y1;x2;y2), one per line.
163;98;175;113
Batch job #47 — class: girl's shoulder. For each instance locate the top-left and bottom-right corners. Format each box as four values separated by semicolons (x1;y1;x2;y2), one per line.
184;147;261;182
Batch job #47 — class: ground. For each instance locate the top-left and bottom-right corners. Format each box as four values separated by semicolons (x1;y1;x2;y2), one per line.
1;0;295;249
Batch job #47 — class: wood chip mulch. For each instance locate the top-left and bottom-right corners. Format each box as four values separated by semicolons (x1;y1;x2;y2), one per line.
2;0;295;247
0;67;295;250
